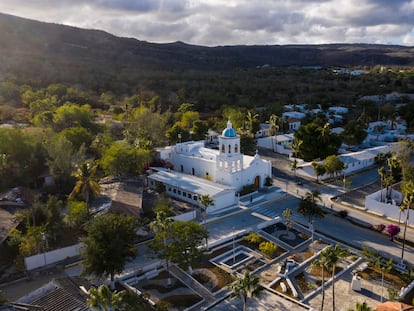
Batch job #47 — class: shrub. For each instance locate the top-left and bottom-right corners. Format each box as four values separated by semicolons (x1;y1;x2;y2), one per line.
265;176;273;186
240;184;256;196
244;232;262;244
386;224;400;240
259;241;278;258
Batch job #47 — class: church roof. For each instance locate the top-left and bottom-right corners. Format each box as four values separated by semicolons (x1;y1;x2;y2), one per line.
222;119;237;137
148;168;235;197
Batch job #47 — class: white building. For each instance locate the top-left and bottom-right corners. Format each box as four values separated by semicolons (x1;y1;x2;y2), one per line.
328;106;349;114
282;111;306;120
148;119;272;212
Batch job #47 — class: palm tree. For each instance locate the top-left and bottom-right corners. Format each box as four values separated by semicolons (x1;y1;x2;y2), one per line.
267;114;280;151
229;270;263;311
282;208;294;234
312;248;330;311
290;158;301;181
290;139;303;159
319;123;331;144
400;180;414;265
150;202;174;286
325;244;348;310
199;194;214;250
246;111;259;137
297;190;324;225
199;194;214;224
87;284;125;311
69;161;100;214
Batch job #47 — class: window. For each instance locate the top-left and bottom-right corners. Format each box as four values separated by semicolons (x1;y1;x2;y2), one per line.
235;144;238;153
183;192;187;197
192;168;195;175
188;193;191;198
178;190;181;195
228;144;231;153
222;144;225;152
180;165;183;172
173;189;176;193
193;195;198;201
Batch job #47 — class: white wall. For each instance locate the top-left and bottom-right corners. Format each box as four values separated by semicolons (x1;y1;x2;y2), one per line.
365;190;414;225
25;243;83;271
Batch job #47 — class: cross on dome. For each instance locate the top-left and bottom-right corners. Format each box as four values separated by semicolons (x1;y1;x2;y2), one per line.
222;118;237;137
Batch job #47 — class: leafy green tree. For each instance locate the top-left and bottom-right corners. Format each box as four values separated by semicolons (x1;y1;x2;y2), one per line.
0;128;46;190
312;161;326;183
52;104;94;132
342;120;367;146
82;214;138;289
228;270;263;311
45;134;84;193
60;126;93;150
165;221;208;274
100;141;151;177
18;224;47;257
324;155;345;178
297;190;324;225
87;284;126;311
66;200;89;231
293;121;341;161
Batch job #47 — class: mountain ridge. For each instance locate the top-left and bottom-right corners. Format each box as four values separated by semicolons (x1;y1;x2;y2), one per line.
0;12;413;87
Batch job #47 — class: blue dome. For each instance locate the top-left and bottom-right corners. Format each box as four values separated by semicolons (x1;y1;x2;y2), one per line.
222;127;237;137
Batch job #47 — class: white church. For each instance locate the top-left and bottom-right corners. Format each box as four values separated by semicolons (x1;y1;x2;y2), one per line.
148;119;272;213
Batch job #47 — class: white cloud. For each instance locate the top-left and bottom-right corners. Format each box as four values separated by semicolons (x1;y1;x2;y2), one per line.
0;0;413;46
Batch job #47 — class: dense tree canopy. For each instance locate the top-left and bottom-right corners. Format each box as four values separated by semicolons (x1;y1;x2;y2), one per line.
293;120;342;162
82;214;139;286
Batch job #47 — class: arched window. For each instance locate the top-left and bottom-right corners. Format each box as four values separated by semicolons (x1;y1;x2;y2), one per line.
221;144;225;153
228;144;231;153
235;144;238;153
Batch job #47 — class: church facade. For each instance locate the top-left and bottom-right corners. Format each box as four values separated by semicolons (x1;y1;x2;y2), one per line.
148;120;272;212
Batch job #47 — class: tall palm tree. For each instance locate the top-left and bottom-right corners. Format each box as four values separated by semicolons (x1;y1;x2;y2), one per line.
69;161;100;213
267;114;280;151
229;270;263;311
400;180;414;265
319;123;331;144
325;244;347;311
199;194;214;224
297;190;324;225
199;194;214;250
246;110;259;137
87;284;125;311
312;248;330;311
150;204;174;285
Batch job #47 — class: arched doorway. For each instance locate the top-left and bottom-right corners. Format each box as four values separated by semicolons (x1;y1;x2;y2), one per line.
254;176;260;188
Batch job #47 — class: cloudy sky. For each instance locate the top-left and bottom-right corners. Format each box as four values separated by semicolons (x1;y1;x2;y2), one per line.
0;0;413;46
